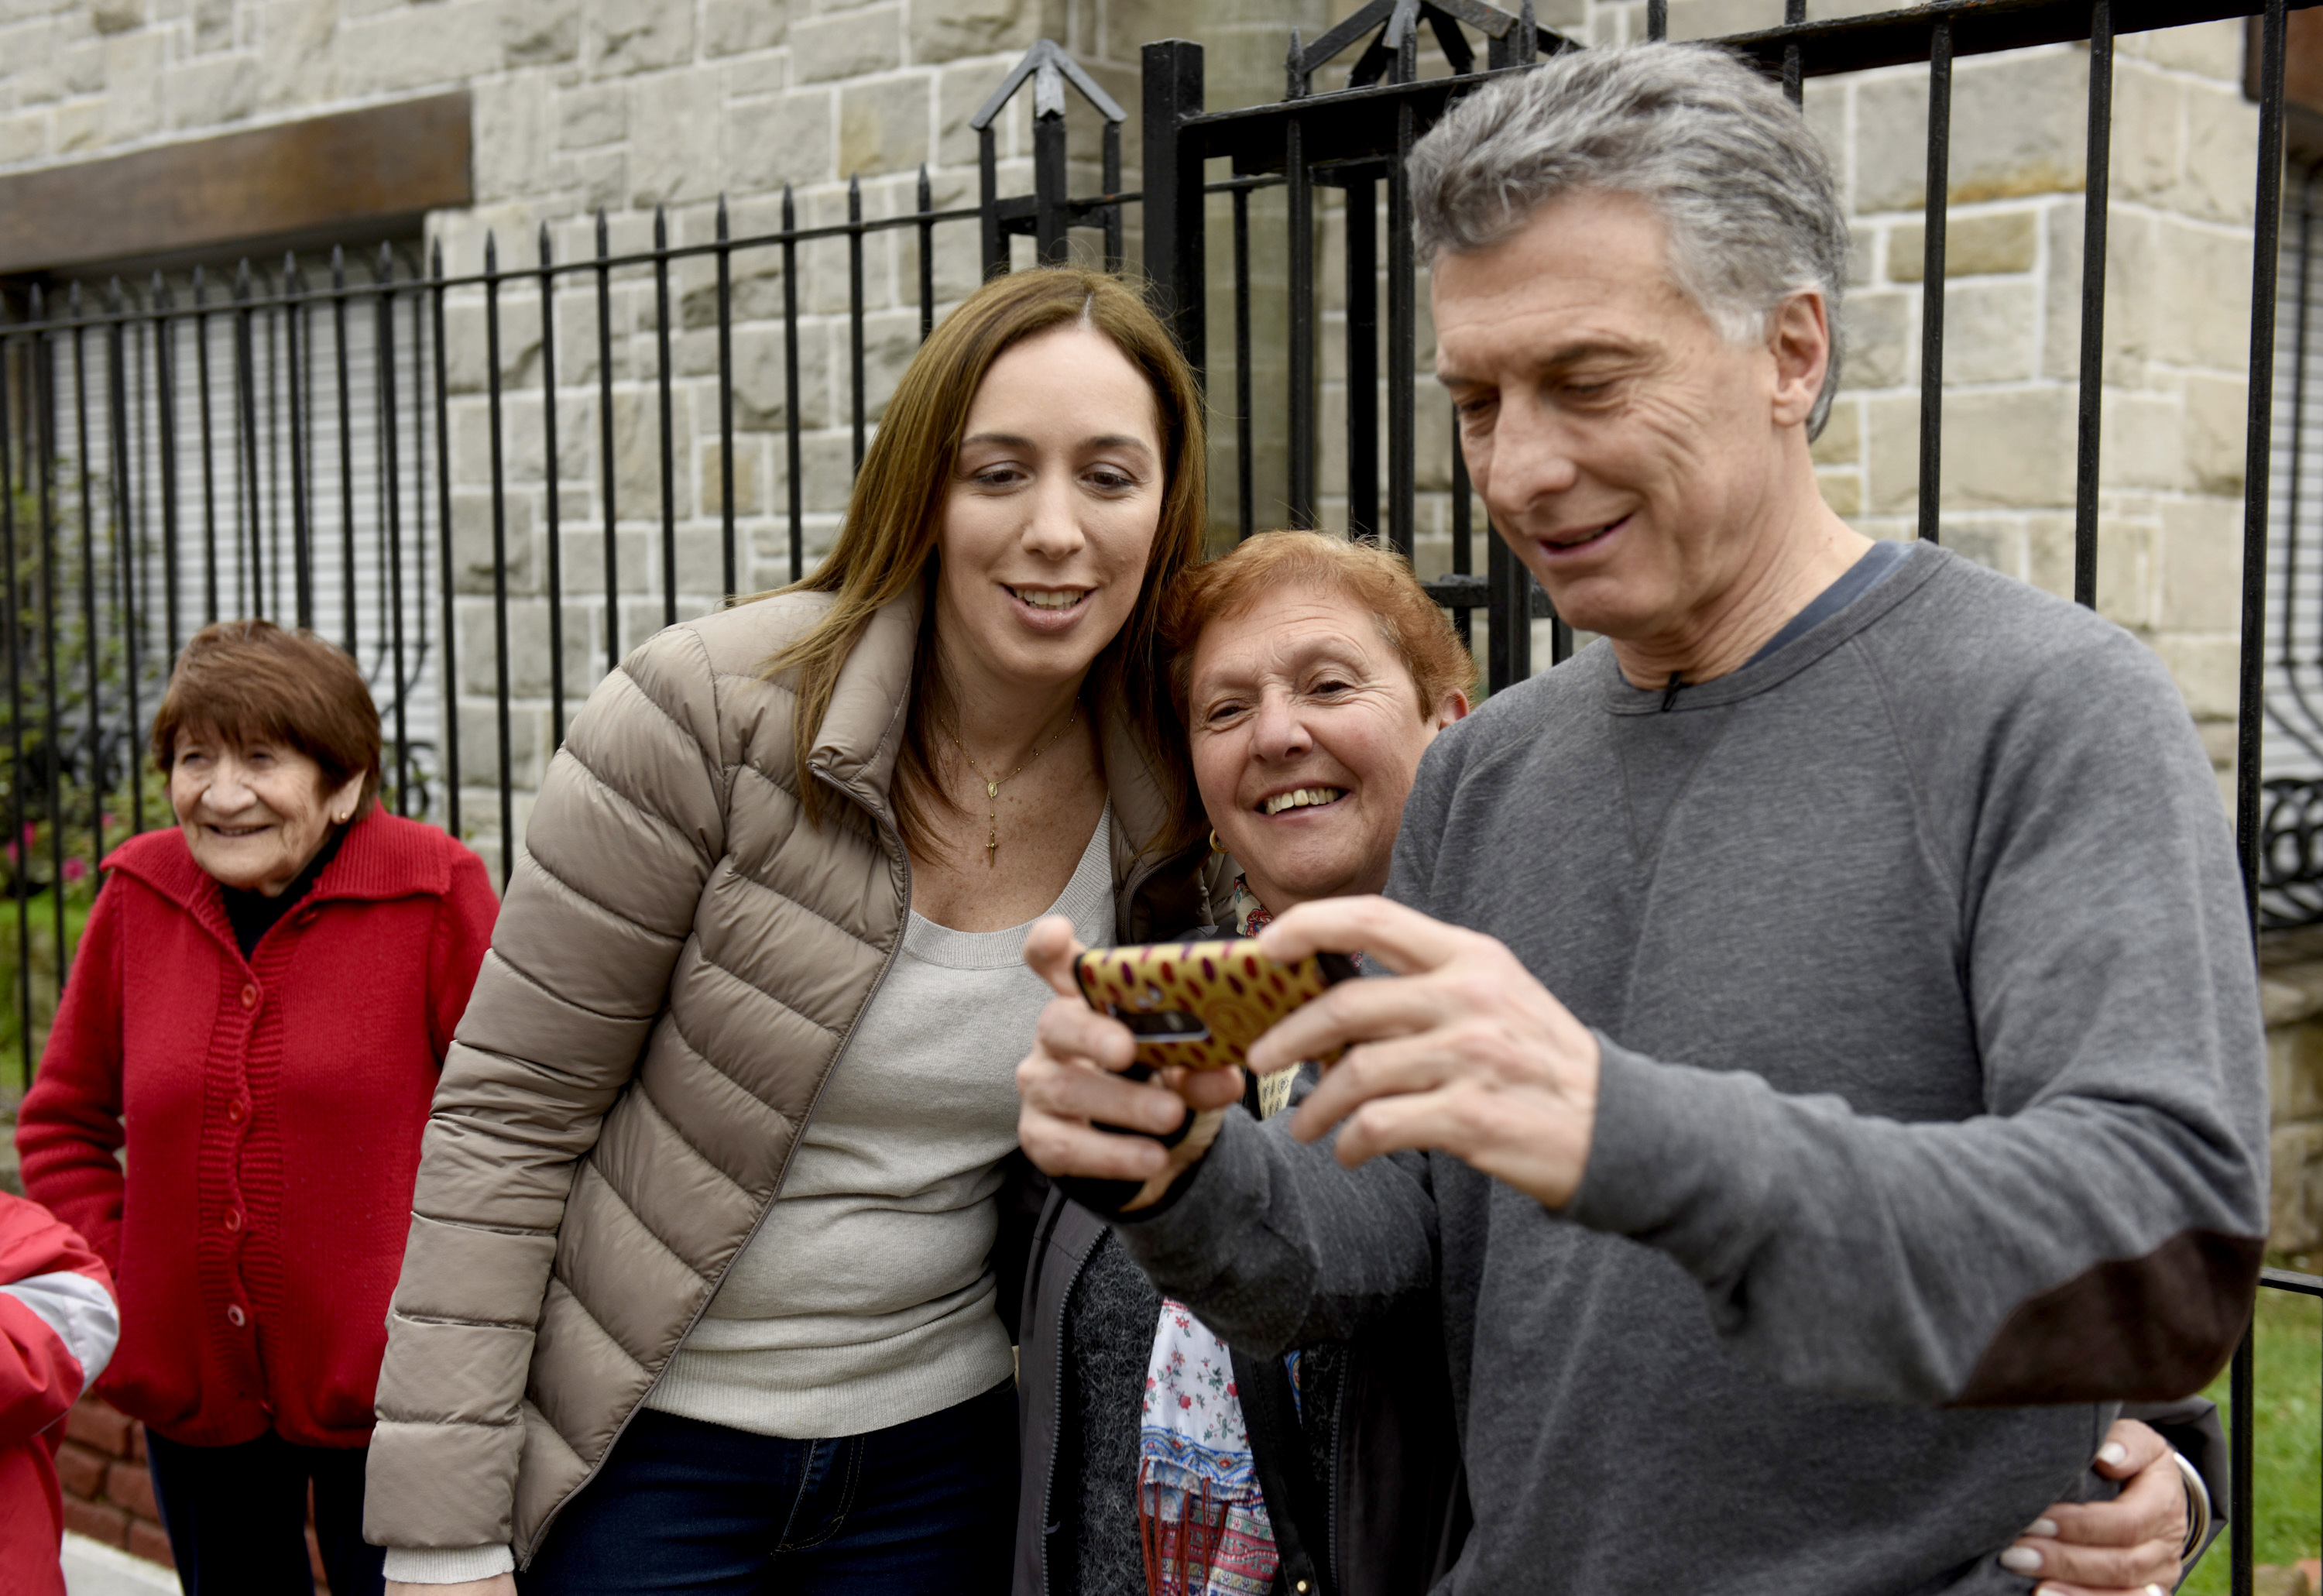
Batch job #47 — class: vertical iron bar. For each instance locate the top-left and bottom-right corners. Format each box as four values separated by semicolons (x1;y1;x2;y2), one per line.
654;206;677;628
539;226;566;747
1234;185;1254;541
2284;182;2314;672
1387;26;1417;562
597;211;619;671
1450;402;1473;653
70;296;102;871
264;273;281;622
784;186;805;582
485;235;515;886
1647;0;1667;41
1141;41;1206;379
33;295;66;976
2241;0;2290;925
980;125;1007;280
0;316;27;1084
235;263;264;616
2232;1324;2256;1596
1917;21;1951;545
1345;173;1379;544
153;276;180;663
2072;0;2112;608
1783;0;1806;103
1102;119;1124;274
918;166;937;341
105;284;141;834
1487;517;1530;692
432;242;461;839
2230;38;2286;1588
407;273;431;819
849;177;867;474
1035;109;1069;264
194;269;220;626
716;197;736;602
334;248;356;647
380;249;410;815
283;258;313;632
1287;43;1316;529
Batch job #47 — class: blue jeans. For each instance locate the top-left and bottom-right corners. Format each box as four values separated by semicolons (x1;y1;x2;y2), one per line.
517;1383;1017;1595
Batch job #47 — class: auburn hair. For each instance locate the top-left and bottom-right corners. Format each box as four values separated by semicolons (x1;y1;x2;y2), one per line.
767;268;1209;858
150;621;385;815
1162;530;1478;719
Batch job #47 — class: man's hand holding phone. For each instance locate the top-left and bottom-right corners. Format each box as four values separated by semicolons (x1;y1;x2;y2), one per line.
1017;916;1247;1208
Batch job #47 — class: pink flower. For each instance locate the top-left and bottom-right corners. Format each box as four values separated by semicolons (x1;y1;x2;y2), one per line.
1178;1395;1192;1409
20;822;34;846
61;857;86;883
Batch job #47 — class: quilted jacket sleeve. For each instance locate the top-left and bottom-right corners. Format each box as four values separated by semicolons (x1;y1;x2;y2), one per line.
365;625;730;1552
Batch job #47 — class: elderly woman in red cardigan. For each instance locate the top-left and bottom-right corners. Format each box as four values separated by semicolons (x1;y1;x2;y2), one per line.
15;620;498;1596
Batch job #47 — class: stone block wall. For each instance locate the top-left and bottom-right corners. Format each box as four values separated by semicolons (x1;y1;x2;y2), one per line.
0;0;2277;848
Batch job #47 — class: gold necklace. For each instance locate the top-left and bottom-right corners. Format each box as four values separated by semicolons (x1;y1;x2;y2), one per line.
945;706;1082;866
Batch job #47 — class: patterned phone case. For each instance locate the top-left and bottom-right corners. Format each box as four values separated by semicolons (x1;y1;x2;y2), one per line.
1072;939;1356;1073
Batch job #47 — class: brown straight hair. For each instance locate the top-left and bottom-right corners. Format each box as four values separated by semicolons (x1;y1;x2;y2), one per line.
150;620;385;814
767;268;1209;859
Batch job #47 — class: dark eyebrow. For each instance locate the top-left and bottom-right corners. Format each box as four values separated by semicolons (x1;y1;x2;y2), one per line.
959;431;1155;458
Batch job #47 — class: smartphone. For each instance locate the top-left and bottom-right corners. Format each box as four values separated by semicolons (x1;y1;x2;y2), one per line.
1072;938;1361;1075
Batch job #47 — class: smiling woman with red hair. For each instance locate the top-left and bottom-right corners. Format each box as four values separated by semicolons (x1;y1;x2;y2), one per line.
15;620;498;1596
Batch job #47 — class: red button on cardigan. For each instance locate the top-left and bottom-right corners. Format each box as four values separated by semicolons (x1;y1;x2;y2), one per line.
15;811;498;1450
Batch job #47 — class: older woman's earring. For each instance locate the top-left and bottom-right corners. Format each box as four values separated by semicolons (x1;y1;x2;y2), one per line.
1210;829;1223;855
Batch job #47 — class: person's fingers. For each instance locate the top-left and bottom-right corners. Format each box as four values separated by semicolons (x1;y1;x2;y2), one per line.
2090;1420;2168;1481
1023;915;1088;1000
1319;1081;1477;1167
1999;1529;2176;1591
1155;1062;1251;1113
1254;894;1474;974
1018;1045;1192;1138
1285;1027;1476;1142
1017;1103;1170;1182
1247;970;1461;1075
2040;1441;2187;1551
1035;993;1139;1076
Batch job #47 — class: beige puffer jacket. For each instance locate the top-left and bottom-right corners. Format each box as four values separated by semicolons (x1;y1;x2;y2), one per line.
364;588;1225;1560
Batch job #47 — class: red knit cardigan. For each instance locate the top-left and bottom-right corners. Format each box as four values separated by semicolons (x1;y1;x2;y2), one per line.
14;811;497;1450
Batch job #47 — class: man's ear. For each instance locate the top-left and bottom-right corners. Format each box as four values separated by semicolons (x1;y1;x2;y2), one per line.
1767;289;1830;429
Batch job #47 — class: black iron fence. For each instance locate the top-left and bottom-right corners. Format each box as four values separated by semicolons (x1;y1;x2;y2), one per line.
1;2;2317;1584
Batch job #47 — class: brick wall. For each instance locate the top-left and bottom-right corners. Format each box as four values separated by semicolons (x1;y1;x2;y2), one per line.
53;1393;338;1588
56;1396;174;1573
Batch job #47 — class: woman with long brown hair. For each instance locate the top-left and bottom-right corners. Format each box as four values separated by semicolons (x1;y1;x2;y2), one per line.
363;267;1229;1596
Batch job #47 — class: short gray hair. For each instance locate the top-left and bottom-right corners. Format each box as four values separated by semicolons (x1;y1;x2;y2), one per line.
1409;43;1848;435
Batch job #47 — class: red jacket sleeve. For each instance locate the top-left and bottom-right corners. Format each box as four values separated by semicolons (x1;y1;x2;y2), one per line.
14;878;130;1269
426;847;499;1063
0;1193;115;1450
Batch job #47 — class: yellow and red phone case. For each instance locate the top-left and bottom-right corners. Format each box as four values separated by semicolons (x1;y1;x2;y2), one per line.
1072;938;1350;1073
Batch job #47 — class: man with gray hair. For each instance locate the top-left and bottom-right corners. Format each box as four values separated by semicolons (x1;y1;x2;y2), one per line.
1015;42;2263;1592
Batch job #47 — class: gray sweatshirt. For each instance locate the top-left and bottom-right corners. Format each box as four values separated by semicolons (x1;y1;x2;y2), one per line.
1113;542;2266;1594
